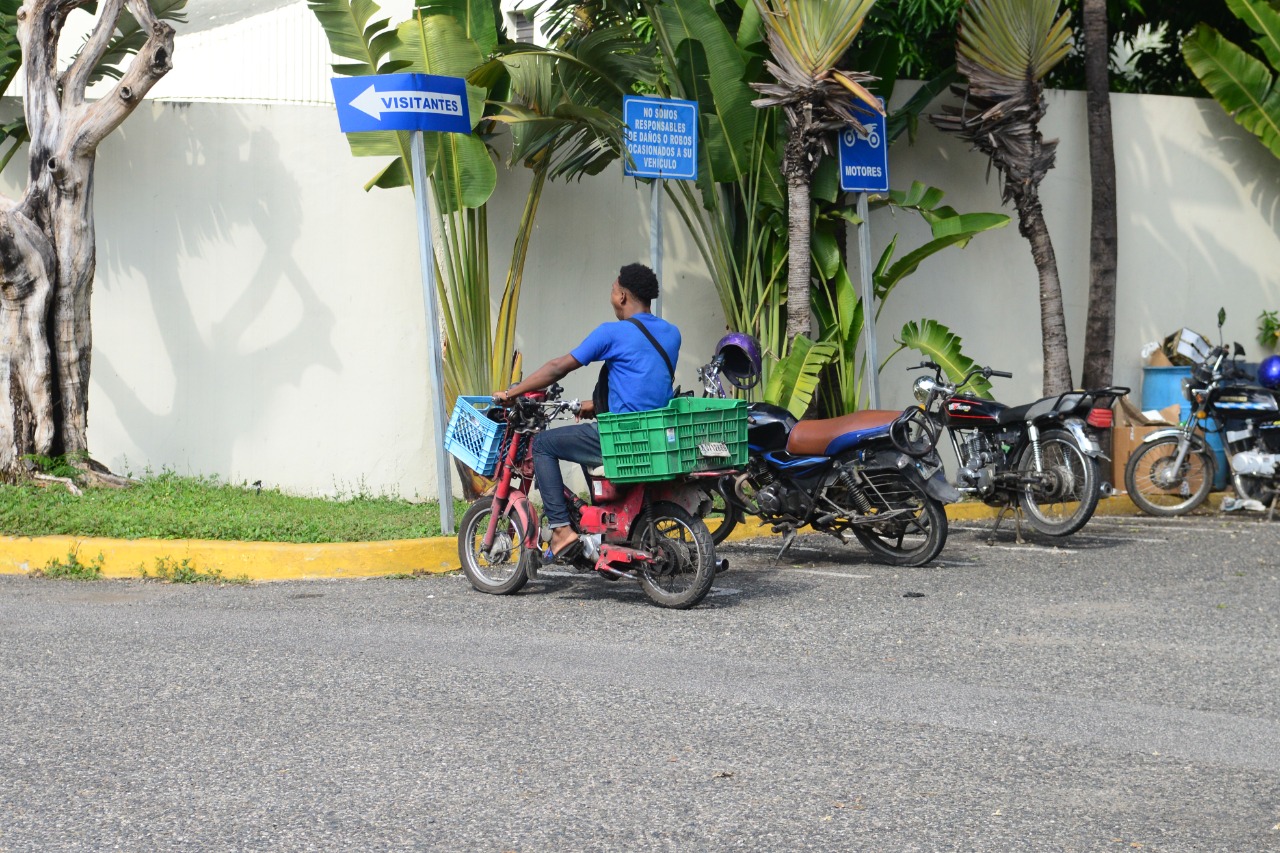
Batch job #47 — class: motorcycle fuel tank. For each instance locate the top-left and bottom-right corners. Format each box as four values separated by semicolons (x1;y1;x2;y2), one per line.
746;402;798;452
942;393;1006;426
1209;384;1279;414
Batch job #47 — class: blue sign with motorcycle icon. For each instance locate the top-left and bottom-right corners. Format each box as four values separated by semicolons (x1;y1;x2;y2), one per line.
837;100;888;193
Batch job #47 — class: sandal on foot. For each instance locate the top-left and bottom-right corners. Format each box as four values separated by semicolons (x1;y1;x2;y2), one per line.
544;536;584;565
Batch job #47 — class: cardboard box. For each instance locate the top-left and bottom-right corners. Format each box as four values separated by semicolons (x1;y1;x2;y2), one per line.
1163;327;1213;366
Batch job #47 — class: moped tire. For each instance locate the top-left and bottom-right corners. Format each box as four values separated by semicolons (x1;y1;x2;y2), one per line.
1124;436;1215;517
851;491;948;567
458;496;533;595
1015;427;1101;536
631;501;716;610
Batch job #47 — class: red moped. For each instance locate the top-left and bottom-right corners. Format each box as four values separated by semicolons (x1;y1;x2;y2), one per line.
453;385;724;609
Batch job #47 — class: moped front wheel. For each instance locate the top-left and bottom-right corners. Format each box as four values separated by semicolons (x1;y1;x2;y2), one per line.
458;496;533;595
1016;427;1101;536
1124;436;1215;517
703;484;740;546
631;501;716;610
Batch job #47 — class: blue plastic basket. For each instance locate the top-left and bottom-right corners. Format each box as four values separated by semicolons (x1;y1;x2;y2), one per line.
444;396;506;476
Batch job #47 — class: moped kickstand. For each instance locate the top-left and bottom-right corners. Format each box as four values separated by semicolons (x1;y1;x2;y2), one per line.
771;525;798;565
988;501;1026;545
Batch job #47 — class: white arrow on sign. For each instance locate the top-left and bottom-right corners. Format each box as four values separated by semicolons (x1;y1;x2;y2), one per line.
349;84;464;121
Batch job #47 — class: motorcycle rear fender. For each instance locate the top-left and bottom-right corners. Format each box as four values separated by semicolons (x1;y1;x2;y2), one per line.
1060;417;1103;459
647;480;710;517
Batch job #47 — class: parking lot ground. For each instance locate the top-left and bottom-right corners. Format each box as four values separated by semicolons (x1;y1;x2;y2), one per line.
1;513;1277;851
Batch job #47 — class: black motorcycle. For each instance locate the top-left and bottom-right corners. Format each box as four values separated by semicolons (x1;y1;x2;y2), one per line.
695;351;957;567
1124;342;1280;516
908;361;1128;540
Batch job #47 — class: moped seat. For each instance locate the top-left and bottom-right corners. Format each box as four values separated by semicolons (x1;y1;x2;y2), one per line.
786;409;900;456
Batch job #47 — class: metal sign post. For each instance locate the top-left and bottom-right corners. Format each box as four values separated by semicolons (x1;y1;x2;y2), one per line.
623;95;699;316
332;72;471;534
837;99;889;409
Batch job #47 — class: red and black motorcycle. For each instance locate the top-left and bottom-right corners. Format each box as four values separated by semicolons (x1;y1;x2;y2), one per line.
908;361;1128;539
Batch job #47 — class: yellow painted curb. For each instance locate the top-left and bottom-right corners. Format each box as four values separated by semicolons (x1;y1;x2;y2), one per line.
0;493;1228;583
0;535;461;582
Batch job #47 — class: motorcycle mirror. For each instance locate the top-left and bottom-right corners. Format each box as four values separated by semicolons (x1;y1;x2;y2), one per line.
1218;306;1227;330
1234;341;1246;357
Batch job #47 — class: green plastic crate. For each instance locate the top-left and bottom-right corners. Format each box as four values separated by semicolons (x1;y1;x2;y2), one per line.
597;397;748;483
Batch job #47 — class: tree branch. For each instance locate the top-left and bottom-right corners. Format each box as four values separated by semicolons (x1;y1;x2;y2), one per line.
60;0;127;107
71;10;173;156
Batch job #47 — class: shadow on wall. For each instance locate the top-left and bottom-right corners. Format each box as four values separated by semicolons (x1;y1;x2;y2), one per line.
91;102;340;478
1118;96;1279;356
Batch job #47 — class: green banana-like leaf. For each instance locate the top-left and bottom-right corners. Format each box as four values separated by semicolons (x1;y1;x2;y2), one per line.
415;0;498;57
1228;0;1280;71
874;213;1011;303
1184;19;1280;159
958;0;1073;85
308;0;404;74
811;228;841;280
0;0;19;99
890;319;993;399
660;0;760;183
764;335;838;418
395;15;495;211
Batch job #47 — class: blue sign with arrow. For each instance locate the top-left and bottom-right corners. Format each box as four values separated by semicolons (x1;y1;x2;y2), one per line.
837;99;888;193
331;73;471;134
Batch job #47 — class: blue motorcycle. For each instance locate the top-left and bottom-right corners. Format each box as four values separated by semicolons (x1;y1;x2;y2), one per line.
695;336;957;567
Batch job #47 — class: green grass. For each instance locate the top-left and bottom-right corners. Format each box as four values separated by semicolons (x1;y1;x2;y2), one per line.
31;550;105;580
140;556;251;585
0;471;472;543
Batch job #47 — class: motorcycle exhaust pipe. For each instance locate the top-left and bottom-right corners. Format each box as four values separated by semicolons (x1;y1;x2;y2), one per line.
715;558;729;574
1099;481;1116;498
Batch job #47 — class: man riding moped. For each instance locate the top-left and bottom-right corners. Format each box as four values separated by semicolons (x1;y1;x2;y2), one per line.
492;263;681;563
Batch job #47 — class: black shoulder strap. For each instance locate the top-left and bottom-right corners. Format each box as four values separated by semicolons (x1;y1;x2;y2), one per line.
627;317;675;380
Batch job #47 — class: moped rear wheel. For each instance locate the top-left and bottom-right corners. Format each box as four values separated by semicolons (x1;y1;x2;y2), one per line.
458;496;533;595
1016;428;1101;536
1124;436;1214;517
631;501;716;610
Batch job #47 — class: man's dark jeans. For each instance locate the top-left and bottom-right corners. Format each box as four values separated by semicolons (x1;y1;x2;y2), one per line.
533;423;603;528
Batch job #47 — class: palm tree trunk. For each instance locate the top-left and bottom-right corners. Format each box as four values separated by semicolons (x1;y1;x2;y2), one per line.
784;129;812;344
1013;191;1073;396
1081;0;1118;390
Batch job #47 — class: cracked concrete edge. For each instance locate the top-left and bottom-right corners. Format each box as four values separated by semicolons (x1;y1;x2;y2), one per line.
0;494;1225;583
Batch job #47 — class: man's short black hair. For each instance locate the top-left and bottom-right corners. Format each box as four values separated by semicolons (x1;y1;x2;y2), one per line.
618;262;659;304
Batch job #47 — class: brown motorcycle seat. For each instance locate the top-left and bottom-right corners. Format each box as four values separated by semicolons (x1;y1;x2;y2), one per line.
786;409;901;456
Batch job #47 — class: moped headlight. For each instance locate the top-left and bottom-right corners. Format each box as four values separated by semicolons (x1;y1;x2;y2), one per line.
913;376;937;404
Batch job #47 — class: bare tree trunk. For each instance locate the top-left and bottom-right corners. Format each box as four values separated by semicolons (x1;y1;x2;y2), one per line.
1081;0;1118;391
1011;190;1073;396
0;0;174;481
783;125;812;344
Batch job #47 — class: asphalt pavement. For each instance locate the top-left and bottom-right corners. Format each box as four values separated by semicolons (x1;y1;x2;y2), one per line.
1;513;1277;851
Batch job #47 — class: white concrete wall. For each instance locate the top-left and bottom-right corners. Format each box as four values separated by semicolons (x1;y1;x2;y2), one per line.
872;85;1280;410
0;85;1276;497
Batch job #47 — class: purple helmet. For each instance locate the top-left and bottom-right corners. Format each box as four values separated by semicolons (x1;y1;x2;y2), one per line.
1259;355;1280;389
715;332;762;389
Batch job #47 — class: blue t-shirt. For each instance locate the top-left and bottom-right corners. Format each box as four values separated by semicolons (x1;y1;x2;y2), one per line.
571;313;681;414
